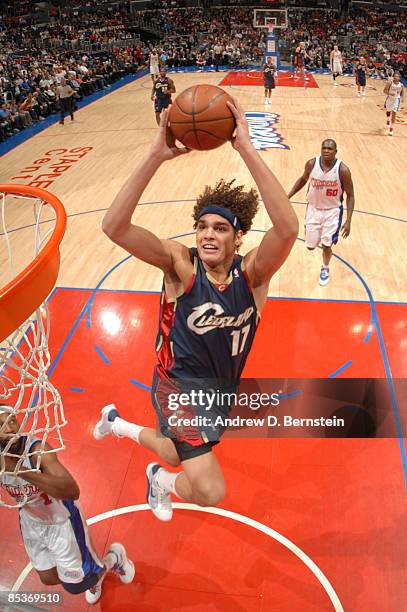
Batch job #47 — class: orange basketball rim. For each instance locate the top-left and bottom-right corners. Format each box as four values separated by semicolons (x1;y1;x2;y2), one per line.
0;184;66;342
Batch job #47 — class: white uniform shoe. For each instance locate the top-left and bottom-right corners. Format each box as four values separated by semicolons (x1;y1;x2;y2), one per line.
93;404;120;440
86;582;102;604
109;542;135;584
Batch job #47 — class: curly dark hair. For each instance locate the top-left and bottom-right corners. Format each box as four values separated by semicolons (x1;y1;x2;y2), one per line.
192;179;259;235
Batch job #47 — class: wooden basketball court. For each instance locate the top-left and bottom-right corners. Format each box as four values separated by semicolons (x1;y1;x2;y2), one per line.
1;69;406;610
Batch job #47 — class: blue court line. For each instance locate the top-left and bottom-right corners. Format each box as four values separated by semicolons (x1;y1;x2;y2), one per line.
291;201;407;224
85;255;132;328
70;387;84;393
94;345;111;365
278;390;302;400
328;360;353;379
0;69;149;157
2;199;405;240
55;287;407;306
129;378;152;392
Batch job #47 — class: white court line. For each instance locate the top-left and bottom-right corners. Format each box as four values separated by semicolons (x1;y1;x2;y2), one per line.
12;503;344;611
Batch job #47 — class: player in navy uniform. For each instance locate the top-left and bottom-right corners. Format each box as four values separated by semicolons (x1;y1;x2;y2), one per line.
294;42;309;80
94;98;298;520
261;56;277;105
355;57;367;96
151;66;175;125
0;405;134;605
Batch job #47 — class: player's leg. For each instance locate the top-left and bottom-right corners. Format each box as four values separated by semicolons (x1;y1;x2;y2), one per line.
386;110;391;133
305;206;324;283
319;207;342;286
50;505;134;603
36;568;60;585
264;86;268;104
146;445;226;521
320;245;332;285
94;404;181;467
389;110;396;136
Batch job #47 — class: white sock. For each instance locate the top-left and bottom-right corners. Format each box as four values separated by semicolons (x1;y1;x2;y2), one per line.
103;551;118;571
322;264;329;270
156;468;182;495
112;417;144;443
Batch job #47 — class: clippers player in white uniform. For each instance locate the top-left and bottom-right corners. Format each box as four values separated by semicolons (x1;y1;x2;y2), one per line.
0;405;134;605
149;48;160;82
330;45;343;86
383;70;404;136
288;139;354;285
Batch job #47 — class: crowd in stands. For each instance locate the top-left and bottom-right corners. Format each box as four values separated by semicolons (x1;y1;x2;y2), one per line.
283;8;406;77
1;1;406;143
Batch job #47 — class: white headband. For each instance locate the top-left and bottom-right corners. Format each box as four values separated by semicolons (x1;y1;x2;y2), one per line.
0;405;13;415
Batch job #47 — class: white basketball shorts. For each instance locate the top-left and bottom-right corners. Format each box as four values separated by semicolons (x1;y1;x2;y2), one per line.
305;205;343;248
384;96;400;113
19;502;103;584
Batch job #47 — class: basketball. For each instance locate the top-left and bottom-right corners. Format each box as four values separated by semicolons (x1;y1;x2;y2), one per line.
168;84;236;150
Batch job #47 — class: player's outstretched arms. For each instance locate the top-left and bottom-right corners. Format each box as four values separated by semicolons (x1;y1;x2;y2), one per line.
227;97;298;284
102;108;191;271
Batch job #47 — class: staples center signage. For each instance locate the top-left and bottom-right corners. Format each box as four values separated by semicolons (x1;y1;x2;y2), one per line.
245;112;289;151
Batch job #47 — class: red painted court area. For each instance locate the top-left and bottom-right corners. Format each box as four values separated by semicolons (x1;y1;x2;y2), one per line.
1;288;406;610
219;70;319;88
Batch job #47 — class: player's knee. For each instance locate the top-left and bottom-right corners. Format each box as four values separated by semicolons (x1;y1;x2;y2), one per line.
39;574;60;586
192;480;225;506
61;572;100;595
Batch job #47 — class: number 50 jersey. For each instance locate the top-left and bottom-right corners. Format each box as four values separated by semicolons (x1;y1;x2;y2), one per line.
307;156;343;210
155;248;259;381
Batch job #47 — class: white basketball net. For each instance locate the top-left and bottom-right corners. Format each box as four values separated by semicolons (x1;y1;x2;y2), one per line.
0;191;66;508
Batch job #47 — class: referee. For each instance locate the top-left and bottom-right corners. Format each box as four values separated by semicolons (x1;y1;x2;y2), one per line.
56;78;75;125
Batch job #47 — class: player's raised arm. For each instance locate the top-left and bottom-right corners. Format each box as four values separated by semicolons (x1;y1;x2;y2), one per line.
102;109;190;271
13;442;80;500
227;98;298;283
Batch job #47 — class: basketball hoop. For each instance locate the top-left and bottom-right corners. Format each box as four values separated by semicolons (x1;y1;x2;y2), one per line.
268;23;274;35
0;184;67;508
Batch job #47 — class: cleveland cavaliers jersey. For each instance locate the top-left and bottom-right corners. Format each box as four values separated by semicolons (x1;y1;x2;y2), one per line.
307;156;343;210
332;50;342;62
154;77;172;100
0;437;71;524
264;64;275;78
155;249;259;381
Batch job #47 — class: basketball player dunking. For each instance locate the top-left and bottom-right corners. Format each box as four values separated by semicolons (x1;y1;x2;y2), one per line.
94;98;298;520
330;45;343;86
288;139;354;286
383;70;404;136
151;66;175;125
0;405;134;605
294;42;309;80
261;56;277;104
